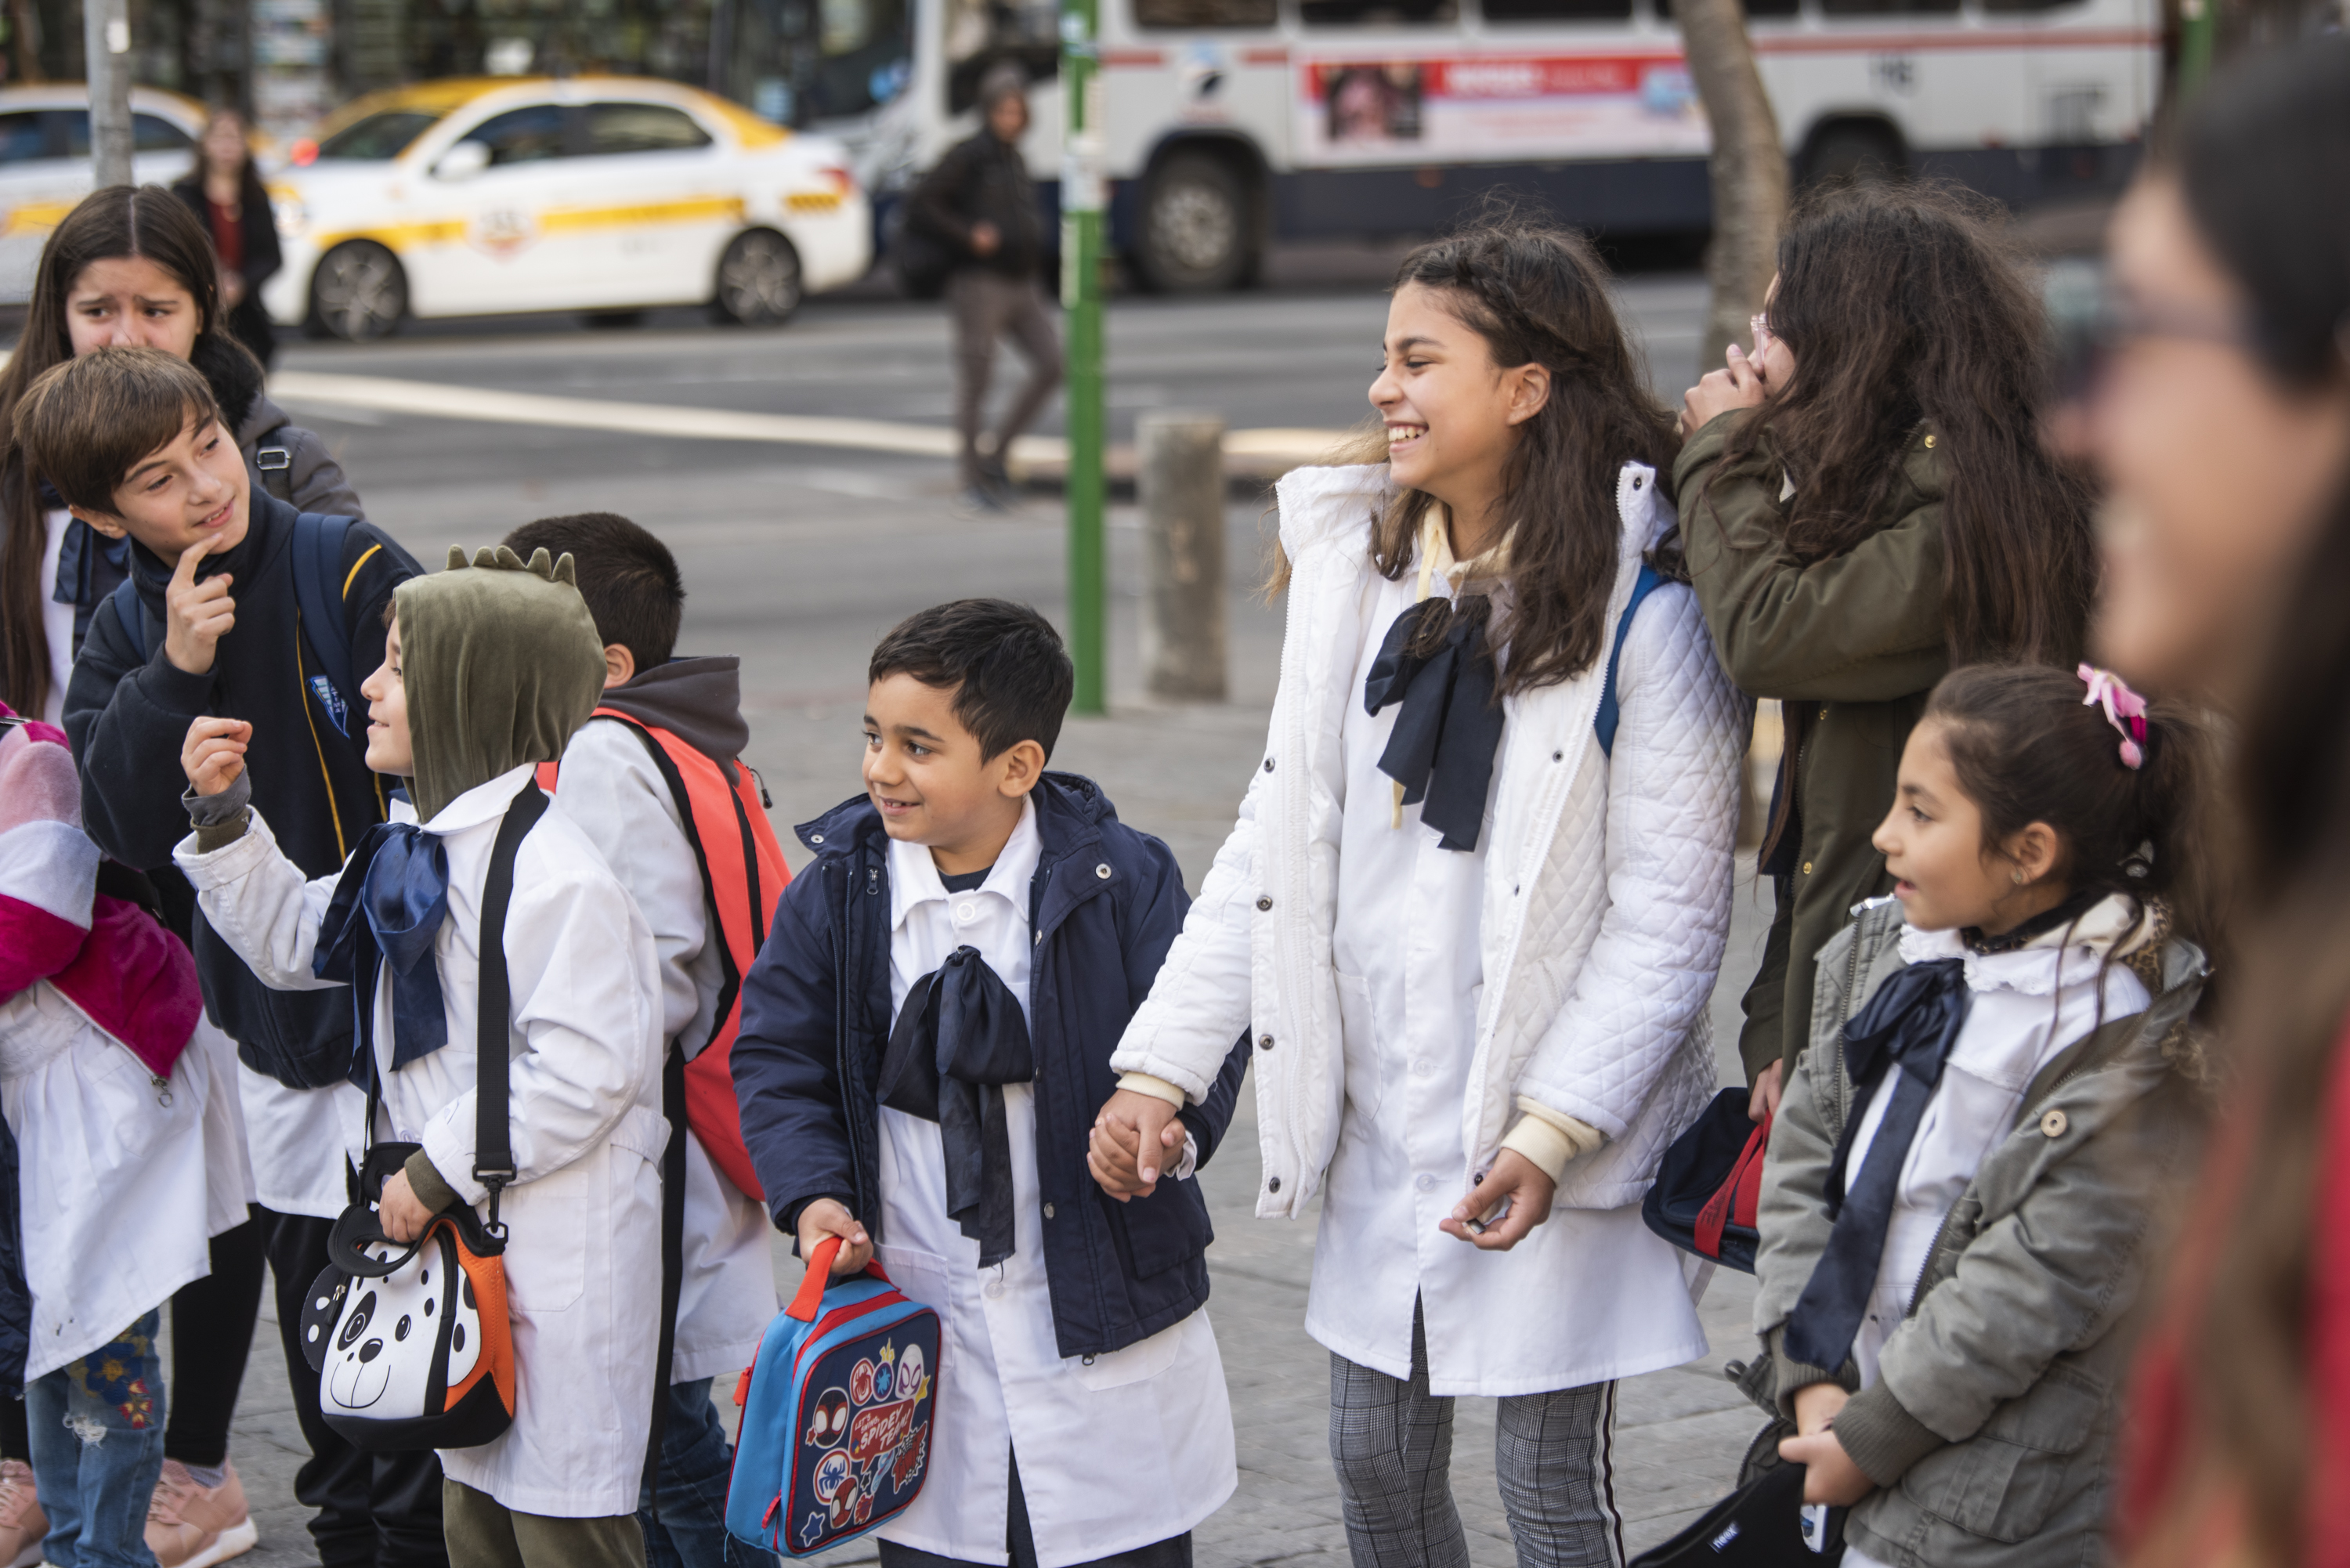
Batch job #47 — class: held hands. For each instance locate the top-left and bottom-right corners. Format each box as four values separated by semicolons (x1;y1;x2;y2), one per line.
1090;1089;1185;1201
1749;1059;1785;1123
1780;1383;1871;1506
797;1198;874;1278
1440;1148;1556;1251
1679;343;1770;439
181;717;252;797
164;533;236;675
377;1170;437;1245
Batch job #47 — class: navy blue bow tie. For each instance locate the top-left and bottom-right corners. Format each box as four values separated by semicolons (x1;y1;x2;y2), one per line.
313;821;454;1078
1783;958;1972;1372
877;945;1035;1269
1363;594;1503;854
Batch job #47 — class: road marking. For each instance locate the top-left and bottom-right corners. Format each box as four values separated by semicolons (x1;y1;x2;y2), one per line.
267;369;1354;471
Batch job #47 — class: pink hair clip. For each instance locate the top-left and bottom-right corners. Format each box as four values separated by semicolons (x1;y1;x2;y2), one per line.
2079;664;2149;770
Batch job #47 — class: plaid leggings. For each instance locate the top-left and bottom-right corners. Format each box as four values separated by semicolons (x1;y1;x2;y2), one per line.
1328;1299;1625;1568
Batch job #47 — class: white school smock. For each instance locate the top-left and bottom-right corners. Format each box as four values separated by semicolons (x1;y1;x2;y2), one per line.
0;991;253;1379
237;1064;365;1219
1839;898;2154;1389
176;764;668;1519
38;510;70;725
551;717;776;1384
1307;562;1708;1399
871;800;1237;1568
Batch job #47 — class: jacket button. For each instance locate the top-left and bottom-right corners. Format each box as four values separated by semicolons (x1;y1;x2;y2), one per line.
1632;475;1643;489
809;833;824;845
1043;1203;1055;1219
2040;1108;2068;1138
1819;707;1828;722
1923;433;1937;449
1264;758;1274;772
1802;861;1813;875
1256;896;1272;911
1258;1034;1274;1051
1095;863;1112;880
1267;1177;1281;1193
1552;750;1563;762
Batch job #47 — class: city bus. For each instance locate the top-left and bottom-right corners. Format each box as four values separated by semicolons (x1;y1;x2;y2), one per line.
801;0;2158;290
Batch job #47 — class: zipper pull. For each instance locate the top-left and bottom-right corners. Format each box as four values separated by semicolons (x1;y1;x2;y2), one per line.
866;866;880;896
734;1364;754;1407
749;764;773;809
151;1074;172;1108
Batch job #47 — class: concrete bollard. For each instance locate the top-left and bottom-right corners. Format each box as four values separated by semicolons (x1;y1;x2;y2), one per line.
1138;411;1229;703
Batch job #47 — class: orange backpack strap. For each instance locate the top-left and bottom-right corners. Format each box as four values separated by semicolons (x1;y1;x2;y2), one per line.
577;708;789;1201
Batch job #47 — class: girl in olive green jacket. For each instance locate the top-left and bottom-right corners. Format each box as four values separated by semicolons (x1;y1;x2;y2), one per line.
1676;185;2095;1116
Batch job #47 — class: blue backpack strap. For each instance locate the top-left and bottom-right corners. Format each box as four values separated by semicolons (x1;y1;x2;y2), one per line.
1594;562;1665;759
109;576;147;663
292;513;365;735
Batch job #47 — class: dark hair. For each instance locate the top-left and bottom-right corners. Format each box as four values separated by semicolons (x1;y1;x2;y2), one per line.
1698;183;2095;667
869;599;1073;761
1922;663;2211;951
2164;35;2350;1566
503;513;684;670
1369;217;1683;697
0;186;257;717
14;349;223;518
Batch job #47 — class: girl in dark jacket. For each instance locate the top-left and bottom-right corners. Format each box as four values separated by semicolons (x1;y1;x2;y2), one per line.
172;109;284;370
1676;186;2096;1122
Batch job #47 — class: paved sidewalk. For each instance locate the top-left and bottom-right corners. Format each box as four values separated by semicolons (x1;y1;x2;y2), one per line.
214;490;1771;1566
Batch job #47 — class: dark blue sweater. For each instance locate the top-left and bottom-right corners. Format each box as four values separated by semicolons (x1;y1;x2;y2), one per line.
731;773;1251;1360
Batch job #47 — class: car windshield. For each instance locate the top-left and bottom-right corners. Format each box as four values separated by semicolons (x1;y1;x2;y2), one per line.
315;108;444;161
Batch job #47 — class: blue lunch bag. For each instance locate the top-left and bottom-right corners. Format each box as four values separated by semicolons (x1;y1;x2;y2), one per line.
727;1235;943;1558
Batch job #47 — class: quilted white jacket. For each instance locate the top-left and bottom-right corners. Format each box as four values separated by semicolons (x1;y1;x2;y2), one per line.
1112;461;1745;1219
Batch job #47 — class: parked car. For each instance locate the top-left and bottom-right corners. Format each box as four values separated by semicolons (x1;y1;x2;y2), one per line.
0;85;208;304
266;75;871;340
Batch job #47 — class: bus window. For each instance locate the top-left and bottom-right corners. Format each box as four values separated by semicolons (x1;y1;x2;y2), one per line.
1136;0;1278;26
944;0;1061;113
1300;0;1459;24
1652;0;1800;18
1482;0;1633;23
1979;0;2086;13
1820;0;1958;16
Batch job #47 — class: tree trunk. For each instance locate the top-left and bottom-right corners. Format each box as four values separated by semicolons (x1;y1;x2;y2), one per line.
1676;0;1789;374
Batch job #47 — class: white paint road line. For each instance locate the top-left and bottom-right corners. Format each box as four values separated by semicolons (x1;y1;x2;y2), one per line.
266;370;1352;472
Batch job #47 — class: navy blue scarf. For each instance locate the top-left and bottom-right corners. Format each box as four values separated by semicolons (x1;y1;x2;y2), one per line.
313;818;454;1078
1362;595;1503;853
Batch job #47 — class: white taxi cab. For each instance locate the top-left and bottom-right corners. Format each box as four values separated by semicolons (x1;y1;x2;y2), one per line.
266;76;871;340
0;85;208;304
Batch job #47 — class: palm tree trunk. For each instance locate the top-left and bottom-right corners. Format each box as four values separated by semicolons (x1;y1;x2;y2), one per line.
1676;0;1788;372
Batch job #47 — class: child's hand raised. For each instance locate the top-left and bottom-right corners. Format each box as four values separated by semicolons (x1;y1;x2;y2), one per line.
1778;1425;1873;1507
1089;1089;1185;1201
1441;1149;1556;1250
797;1199;873;1278
182;717;252;797
164;533;236;675
1679;343;1770;438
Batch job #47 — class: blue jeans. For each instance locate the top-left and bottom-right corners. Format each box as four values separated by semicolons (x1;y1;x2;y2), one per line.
26;1310;168;1568
638;1378;775;1568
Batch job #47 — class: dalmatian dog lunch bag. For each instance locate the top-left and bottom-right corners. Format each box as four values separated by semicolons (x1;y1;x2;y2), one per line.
726;1234;943;1558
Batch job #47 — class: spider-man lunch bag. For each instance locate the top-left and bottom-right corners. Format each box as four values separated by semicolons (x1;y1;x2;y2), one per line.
726;1237;942;1559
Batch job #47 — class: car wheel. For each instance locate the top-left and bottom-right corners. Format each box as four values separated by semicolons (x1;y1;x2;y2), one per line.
309;241;407;343
1135;152;1254;294
1802;125;1905;189
712;229;803;326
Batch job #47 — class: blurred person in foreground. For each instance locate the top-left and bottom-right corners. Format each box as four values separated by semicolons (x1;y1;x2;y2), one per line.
905;63;1060;513
173;111;283;371
2066;35;2350;1568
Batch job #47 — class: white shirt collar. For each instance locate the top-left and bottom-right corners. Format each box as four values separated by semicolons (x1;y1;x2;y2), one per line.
1897;891;2157;997
386;761;539;833
887;796;1043;933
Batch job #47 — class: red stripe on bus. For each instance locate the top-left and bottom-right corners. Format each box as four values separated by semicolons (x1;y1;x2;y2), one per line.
1242;46;1291;63
1104;48;1168;66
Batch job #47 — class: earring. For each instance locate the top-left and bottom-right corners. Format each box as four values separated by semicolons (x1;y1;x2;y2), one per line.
2012;871;2027;885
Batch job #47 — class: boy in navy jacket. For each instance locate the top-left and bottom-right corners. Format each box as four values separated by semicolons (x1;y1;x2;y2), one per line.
731;600;1248;1568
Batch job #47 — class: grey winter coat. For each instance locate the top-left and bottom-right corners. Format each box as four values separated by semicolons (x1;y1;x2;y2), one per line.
1744;898;2208;1568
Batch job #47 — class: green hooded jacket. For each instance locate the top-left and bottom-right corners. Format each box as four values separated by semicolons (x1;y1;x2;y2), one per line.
1676;410;1950;1083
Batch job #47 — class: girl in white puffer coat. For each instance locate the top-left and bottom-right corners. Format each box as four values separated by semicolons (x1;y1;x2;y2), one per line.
1090;221;1747;1567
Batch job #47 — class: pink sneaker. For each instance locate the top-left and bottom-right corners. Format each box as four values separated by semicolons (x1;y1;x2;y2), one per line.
144;1458;258;1568
0;1458;43;1568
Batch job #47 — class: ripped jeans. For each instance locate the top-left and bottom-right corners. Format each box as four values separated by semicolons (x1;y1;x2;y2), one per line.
25;1310;168;1568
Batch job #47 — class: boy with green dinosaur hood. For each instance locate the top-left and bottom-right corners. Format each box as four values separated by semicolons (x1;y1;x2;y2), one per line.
173;544;668;1568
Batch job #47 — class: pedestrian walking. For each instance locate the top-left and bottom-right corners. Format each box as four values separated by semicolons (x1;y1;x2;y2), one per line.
0;702;254;1568
45;345;439;1568
1749;663;2212;1568
1096;220;1745;1568
732;600;1248;1567
506;512;786;1568
175;540;667;1568
1676;185;2097;1123
2070;37;2350;1568
905;66;1060;511
172;112;283;371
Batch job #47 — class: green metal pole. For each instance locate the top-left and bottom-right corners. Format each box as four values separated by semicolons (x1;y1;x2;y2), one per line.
1061;0;1108;714
2175;0;2216;103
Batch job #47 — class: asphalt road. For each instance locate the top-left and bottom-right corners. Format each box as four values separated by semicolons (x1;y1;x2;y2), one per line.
204;262;1770;1567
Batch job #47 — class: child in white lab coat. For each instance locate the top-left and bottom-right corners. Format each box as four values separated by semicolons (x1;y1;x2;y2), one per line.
174;545;667;1568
